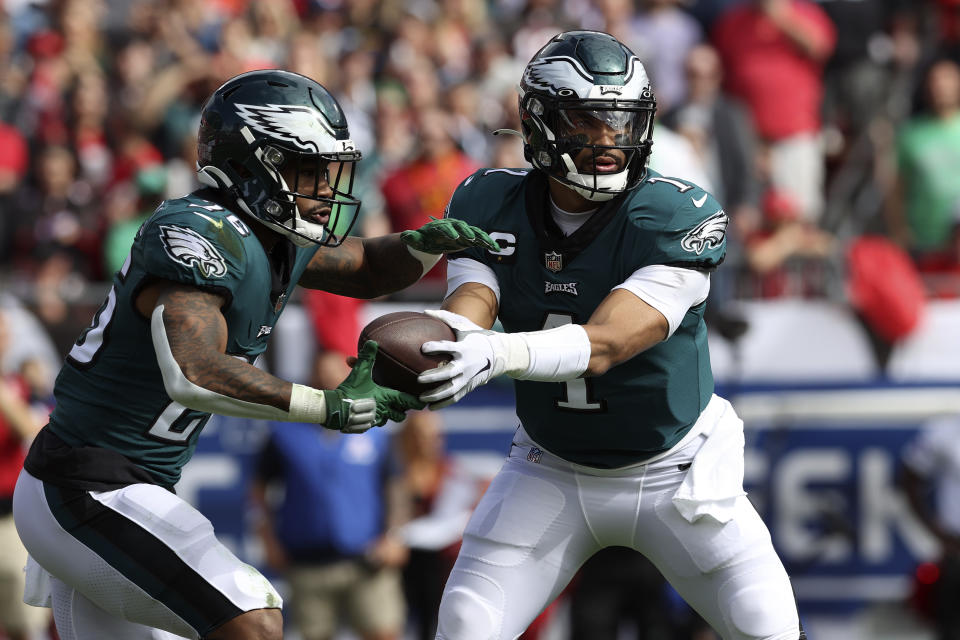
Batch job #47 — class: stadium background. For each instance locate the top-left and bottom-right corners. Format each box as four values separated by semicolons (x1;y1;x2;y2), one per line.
2;0;960;638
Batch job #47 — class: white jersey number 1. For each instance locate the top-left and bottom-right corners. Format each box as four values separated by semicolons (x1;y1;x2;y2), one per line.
542;313;602;412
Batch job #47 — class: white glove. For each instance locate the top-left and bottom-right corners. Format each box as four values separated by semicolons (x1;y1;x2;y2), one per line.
417;310;510;409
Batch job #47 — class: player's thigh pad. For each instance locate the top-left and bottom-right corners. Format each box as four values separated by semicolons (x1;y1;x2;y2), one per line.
13;471;280;639
652;493;772;575
436;458;588;640
459;458;567;565
50;576;186;640
651;494;798;639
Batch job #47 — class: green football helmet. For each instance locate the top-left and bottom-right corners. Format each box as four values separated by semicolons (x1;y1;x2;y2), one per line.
518;31;656;202
197;69;362;247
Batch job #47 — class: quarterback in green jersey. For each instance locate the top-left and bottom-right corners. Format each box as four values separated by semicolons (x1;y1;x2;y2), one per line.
417;32;805;640
12;70;499;640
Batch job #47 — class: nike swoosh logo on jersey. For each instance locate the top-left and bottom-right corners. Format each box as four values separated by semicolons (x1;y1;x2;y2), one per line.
691;194;708;208
192;211;224;229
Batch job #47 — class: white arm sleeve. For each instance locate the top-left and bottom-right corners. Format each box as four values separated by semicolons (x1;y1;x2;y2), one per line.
502;324;591;381
445;257;500;302
614;265;711;337
151;305;327;422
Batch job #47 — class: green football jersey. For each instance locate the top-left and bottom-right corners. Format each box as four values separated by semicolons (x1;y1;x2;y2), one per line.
49;189;319;486
447;169;727;468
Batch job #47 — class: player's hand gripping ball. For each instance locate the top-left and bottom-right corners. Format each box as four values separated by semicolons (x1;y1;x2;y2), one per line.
357;311;455;396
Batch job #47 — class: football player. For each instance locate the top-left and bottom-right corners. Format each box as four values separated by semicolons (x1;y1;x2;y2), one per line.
12;69;499;640
417;32;805;640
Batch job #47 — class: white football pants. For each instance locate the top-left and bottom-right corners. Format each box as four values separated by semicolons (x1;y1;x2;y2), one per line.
13;470;282;640
435;395;800;640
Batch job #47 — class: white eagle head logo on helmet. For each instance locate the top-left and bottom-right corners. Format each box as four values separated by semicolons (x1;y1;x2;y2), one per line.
522;55;651;101
234;103;341;153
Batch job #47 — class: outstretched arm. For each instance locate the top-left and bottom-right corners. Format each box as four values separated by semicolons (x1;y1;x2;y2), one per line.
298;233;423;298
298;218;500;297
146;282;293;411
576;288;669;375
438;285;667;375
139;281;421;431
420;265;707;408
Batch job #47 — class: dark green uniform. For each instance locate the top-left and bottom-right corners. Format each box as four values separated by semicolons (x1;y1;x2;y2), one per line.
448;168;727;468
48;188;318;486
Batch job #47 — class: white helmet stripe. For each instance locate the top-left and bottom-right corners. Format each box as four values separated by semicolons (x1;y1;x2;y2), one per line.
235;103;338;152
522;55;650;100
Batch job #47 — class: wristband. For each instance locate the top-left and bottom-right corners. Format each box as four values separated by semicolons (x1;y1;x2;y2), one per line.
288;384;328;423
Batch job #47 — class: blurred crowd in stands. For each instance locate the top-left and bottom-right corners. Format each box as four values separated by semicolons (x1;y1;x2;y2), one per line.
4;2;960;638
2;0;960;360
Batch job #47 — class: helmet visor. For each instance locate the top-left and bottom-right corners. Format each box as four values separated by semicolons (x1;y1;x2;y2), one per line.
555;107;653;149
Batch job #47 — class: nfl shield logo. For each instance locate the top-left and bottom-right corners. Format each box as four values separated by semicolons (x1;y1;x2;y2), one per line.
544;251;563;272
526;447;543;464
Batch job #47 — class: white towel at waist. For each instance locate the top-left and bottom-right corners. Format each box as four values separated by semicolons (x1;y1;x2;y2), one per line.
672;395;747;524
23;554;53;608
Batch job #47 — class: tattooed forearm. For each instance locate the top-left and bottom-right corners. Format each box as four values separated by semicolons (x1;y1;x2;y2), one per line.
299;234;423;296
161;288;292;410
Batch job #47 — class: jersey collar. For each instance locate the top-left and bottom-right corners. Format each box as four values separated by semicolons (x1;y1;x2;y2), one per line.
524;170;627;272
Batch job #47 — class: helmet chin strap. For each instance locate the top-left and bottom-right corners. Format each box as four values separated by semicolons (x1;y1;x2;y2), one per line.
558;152;628;202
197;164;328;247
272;171;328;246
288;215;327;247
244;210;326;248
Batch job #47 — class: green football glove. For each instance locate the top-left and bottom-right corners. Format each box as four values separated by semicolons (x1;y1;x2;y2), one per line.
323;341;425;433
400;216;501;254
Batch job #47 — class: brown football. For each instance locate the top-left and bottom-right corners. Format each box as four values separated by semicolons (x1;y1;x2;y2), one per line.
358;311;455;395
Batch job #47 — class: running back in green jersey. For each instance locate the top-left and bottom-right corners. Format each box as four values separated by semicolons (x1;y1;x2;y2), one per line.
446;168;727;468
49;189;319;486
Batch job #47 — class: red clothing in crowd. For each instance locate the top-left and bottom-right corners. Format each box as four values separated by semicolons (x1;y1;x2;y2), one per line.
301;289;365;356
915;251;960;299
0;376;31;500
0;124;28;179
938;0;960;46
712;1;836;140
380;149;478;283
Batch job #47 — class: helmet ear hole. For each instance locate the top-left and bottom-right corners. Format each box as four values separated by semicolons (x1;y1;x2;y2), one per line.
264;200;288;220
